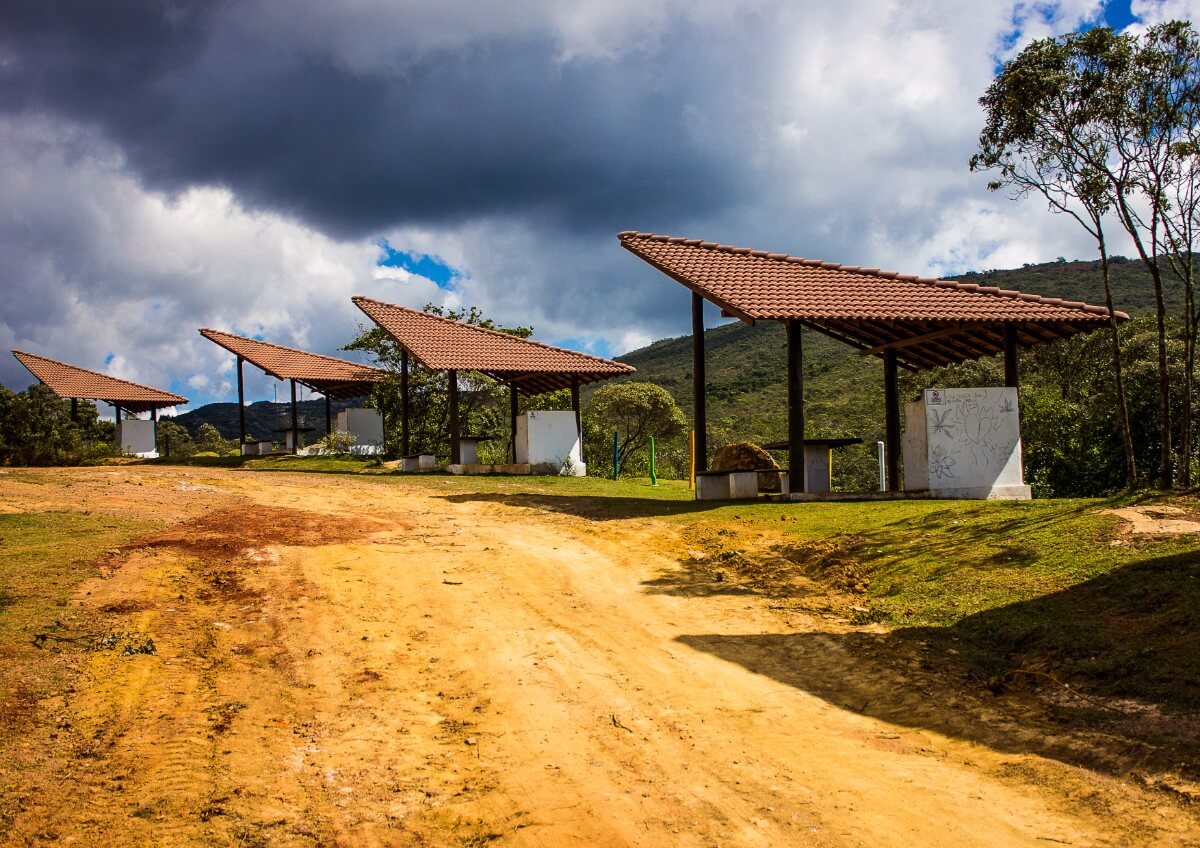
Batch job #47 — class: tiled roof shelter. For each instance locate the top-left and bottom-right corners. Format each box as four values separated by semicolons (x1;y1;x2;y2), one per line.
352;296;635;462
352;297;633;394
12;350;187;415
199;329;387;451
619;231;1129;493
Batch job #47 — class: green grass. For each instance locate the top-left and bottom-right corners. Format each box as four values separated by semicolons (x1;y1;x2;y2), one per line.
0;512;155;722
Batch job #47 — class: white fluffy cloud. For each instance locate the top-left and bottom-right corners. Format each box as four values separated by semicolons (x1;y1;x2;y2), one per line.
1;0;1177;404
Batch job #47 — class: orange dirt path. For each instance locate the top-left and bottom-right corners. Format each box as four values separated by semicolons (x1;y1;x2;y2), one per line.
1;466;1195;847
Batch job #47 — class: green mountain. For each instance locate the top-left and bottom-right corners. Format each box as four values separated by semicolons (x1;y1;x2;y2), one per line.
171;398;362;441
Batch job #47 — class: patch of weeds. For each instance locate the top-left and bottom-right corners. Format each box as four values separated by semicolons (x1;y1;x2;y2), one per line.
198;796;229;822
92;632;157;656
205;702;246;735
850;606;890;625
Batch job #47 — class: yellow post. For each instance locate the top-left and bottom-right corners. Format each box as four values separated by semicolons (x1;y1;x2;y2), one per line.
689;428;696;490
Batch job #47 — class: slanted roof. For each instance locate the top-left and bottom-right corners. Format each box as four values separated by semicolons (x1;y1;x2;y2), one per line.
12;350;188;413
198;329;388;400
619;231;1129;369
352;296;635;394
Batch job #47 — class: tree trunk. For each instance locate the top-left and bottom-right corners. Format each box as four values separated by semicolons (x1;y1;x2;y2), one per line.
1151;260;1174;489
1099;244;1138;487
1182;254;1195;487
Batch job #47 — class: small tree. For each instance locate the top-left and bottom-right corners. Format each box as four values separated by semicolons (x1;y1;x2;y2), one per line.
195;423;229;455
587;382;686;474
155;420;194;459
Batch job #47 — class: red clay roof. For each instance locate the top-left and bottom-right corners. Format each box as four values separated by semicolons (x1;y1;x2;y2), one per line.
198;329;388;400
12;350;188;413
352;296;635;394
619;231;1128;369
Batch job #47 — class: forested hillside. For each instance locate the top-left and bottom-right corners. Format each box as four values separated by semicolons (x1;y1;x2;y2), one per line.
170;398;362;441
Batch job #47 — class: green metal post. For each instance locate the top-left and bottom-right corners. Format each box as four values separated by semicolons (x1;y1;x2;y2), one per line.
612;430;619;480
649;436;658;486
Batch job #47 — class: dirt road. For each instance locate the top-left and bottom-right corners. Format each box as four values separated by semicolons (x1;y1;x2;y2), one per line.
1;467;1196;846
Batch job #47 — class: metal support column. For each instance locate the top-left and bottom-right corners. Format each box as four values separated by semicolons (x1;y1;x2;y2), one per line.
1003;324;1020;389
236;355;246;447
571;375;582;454
290;379;299;454
400;348;410;457
510;382;519;463
787;320;806;495
448;369;460;464
884;349;901;492
692;292;707;471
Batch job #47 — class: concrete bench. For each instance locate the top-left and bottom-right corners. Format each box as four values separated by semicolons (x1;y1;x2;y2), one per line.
695;468;782;501
402;453;437;472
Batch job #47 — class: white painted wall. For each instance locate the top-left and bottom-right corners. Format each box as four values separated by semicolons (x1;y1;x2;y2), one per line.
119;418;157;458
918;387;1030;499
336;408;384;455
514;410;584;475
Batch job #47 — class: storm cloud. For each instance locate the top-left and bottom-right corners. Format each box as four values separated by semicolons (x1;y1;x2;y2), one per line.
0;0;1185;403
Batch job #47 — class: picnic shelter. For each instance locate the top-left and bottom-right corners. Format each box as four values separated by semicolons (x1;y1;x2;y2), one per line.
618;231;1128;495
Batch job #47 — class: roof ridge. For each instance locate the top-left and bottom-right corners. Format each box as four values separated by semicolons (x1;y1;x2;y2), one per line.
616;231;1125;320
351;296;631;370
12;349;188;402
197;328;387;372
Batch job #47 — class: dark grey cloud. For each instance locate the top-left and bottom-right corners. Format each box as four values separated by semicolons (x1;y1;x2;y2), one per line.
0;0;1115;402
0;1;741;238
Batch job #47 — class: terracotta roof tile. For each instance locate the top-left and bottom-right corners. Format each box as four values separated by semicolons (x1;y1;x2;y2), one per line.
618;231;1127;324
12;350;188;413
352;297;634;393
618;231;1129;369
198;329;387;399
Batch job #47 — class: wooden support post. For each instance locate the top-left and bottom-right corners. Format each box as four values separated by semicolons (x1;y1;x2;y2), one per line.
151;408;158;422
510;382;519;463
236;355;246;447
787;320;806;495
290;379;299;454
70;398;78;422
692;292;707;472
113;404;122;445
325;394;332;437
448;369;460;464
400;348;410;457
884;349;901;492
1003;324;1020;389
571;375;581;452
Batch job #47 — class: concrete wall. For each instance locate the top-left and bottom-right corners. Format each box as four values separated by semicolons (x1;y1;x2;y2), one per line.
917;387;1030;499
119;418;157;458
514;411;584;475
902;401;928;492
336;408;384;455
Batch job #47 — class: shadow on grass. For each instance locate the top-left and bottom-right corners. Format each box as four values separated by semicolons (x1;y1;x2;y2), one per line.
678;548;1200;782
439;491;725;520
